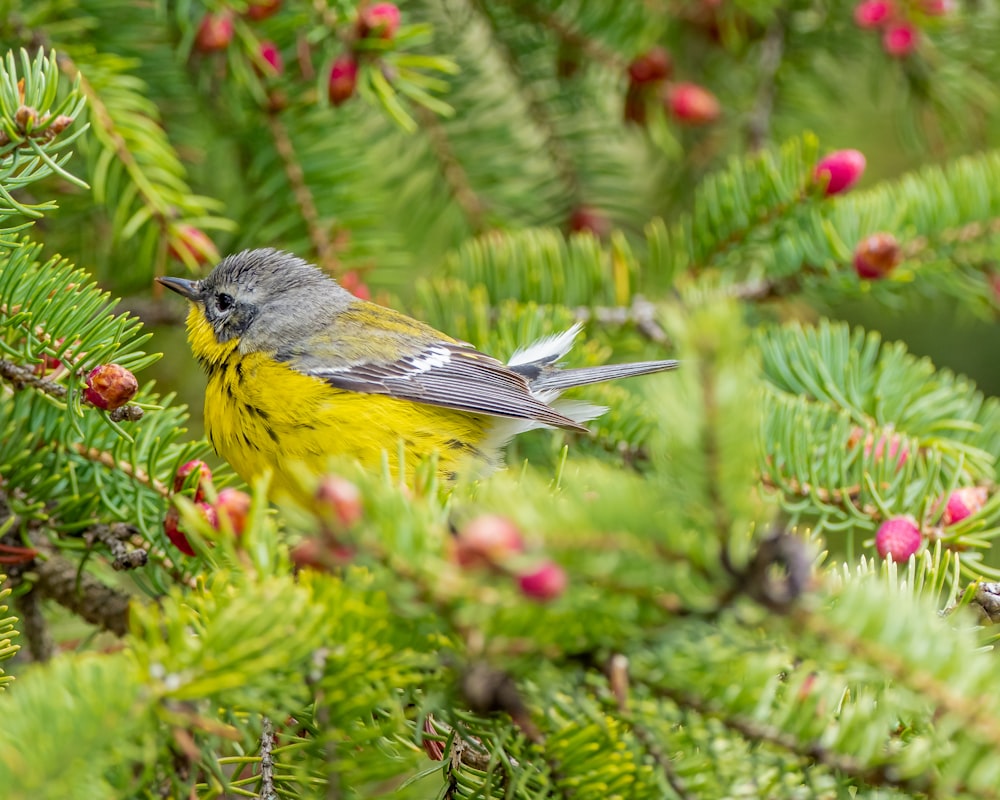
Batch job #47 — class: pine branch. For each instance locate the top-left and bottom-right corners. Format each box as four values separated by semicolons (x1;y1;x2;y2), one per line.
30;546;131;636
650;682;936;797
414;103;487;234
265;112;339;273
468;0;582;204
502;0;625;73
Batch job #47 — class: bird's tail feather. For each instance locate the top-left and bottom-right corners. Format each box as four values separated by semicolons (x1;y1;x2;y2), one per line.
531;360;679;392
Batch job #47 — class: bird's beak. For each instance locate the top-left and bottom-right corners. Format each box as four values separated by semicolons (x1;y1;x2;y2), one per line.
157;276;200;301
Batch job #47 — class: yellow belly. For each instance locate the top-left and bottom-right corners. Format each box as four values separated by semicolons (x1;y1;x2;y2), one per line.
202;349;488;502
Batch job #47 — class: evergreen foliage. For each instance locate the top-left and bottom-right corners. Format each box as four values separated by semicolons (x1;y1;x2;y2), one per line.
1;5;1000;799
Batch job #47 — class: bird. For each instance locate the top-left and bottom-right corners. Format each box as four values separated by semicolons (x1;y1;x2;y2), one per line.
158;248;678;501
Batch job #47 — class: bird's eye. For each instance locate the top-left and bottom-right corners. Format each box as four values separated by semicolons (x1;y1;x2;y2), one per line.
216;293;235;312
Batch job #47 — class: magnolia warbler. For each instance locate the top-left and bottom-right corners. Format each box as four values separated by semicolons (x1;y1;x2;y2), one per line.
158;249;678;500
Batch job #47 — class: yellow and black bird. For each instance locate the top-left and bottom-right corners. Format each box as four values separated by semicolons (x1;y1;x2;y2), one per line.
159;248;677;500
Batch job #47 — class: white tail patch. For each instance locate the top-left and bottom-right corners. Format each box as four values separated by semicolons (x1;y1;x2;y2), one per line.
507;323;583;368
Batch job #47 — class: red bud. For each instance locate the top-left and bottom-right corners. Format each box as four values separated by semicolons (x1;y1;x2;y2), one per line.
453;515;525;569
875;516;921;561
168;225;219;266
359;3;401;39
943;487;988;525
246;0;281;21
814;149;866;196
84;364;138;410
340;270;371;301
666;82;720;125
853;0;895;28
882;22;919;57
215;488;251;536
627;47;672;85
853;232;901;279
164;502;217;556
569;206;611;239
316;475;363;528
174;459;213;501
195;12;234;52
328;56;359;106
259;41;284;75
517;561;567;601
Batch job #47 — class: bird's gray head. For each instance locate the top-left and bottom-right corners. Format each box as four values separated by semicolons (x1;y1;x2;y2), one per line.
158;248;353;350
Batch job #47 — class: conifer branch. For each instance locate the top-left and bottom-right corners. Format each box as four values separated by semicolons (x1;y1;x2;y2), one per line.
23;544;131;637
265;113;339;273
0;357;68;398
71;442;169;497
414;105;487;234
791;606;1000;755
86;523;147;571
259;716;278;800
650;683;939;796
469;0;582;203
12;583;54;662
573;298;669;345
58;55;170;223
503;0;625;72
759;472;877;517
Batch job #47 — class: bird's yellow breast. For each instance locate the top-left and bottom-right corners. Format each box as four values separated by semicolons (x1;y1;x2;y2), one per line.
187;308;487;501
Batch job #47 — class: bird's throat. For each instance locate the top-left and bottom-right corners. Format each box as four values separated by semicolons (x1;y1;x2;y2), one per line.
186;306;239;371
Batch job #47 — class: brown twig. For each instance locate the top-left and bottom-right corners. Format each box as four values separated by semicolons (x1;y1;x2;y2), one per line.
469;0;582;205
13;583;54;661
650;681;938;796
259;716;278;800
573;297;670;346
31;549;131;636
0;357;68;398
503;0;625;72
414;105;487;234
265;113;339;274
86;522;148;571
71;443;170;496
792;606;1000;765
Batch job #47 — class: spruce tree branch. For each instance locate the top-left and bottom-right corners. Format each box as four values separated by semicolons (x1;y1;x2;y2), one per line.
0;358;142;420
0;357;68;398
759;472;877;517
265;113;339;273
414;105;487;234
746;20;785;152
12;582;54;662
728;217;1000;302
696;191;809;273
71;442;170;497
573;297;670;346
259;716;278;800
502;0;625;72
57;55;170;221
30;548;131;636
790;606;1000;761
85;523;148;571
468;0;582;203
649;682;938;796
602;654;696;800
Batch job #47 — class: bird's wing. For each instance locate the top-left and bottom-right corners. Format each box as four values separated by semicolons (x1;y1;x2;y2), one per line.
276;302;588;431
